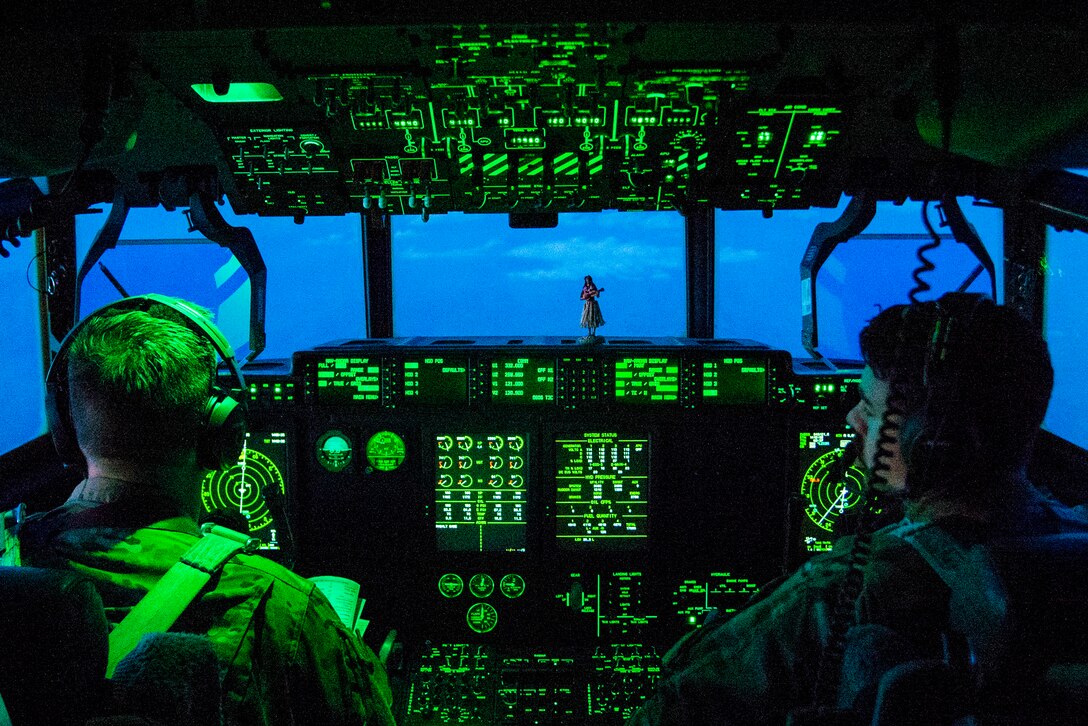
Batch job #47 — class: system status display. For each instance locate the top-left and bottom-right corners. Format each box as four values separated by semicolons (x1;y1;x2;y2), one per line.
404;357;468;404
490;358;556;403
556;433;649;549
701;357;766;404
314;357;381;403
614;358;679;402
435;434;527;552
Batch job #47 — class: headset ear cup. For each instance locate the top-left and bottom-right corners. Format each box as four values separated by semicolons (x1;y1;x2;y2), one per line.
45;379;84;469
198;390;247;471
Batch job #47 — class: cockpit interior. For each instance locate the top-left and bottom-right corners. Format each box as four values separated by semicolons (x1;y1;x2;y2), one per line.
2;2;1087;723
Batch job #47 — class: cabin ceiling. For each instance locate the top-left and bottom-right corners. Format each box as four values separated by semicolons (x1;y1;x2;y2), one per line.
2;1;1087;217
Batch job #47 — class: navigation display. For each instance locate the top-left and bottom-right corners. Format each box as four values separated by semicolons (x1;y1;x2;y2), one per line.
314;356;381;403
556;433;649;549
700;357;766;404
798;430;865;555
404;357;469;404
435;433;528;552
201;431;289;551
613;358;679;403
490;357;556;404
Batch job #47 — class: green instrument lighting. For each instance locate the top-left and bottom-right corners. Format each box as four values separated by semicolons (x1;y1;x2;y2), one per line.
490;357;556;403
469;573;495;598
191;82;283;103
466;602;498;634
701;357;767;404
799;432;866;553
556;433;650;549
201;432;288;550
614;358;679;403
316;430;353;473
366;431;406;472
403;357;468;404
438;573;464;598
499;574;526;599
315;357;381;404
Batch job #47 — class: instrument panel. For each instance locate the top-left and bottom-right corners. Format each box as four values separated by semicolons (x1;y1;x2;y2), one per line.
208;339;860;723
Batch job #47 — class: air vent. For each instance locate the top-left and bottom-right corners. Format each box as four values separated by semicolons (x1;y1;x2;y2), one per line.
607;339;651;345
431;339;475;345
506;339;524;344
339;339;386;345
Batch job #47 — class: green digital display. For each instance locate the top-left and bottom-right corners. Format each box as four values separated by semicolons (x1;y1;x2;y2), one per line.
201;431;288;551
798;431;866;555
490;357;556;403
404;357;468;404
435;434;527;552
701;357;766;404
556;433;649;549
366;431;406;472
315;357;381;403
614;358;679;402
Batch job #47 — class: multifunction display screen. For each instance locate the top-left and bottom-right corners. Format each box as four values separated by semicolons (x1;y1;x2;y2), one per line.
700;357;766;404
201;431;289;551
556;433;649;549
314;357;381;403
435;434;527;552
490;357;556;403
614;358;679;402
404;357;469;404
798;430;865;555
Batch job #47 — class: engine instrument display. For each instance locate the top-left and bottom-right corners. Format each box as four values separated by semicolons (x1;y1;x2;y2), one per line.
490;357;556;404
700;357;767;405
435;434;528;552
556;433;649;549
201;431;289;550
798;431;866;554
314;356;382;404
613;358;679;403
404;357;469;404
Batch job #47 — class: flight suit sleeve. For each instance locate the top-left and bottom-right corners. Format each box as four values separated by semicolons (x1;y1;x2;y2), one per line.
290;590;397;726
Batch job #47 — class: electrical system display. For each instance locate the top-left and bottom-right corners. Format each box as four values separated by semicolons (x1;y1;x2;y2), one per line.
404;358;469;404
201;431;289;550
701;357;767;404
314;357;381;403
798;431;866;554
556;433;649;549
490;357;556;403
614;358;679;403
435;434;527;552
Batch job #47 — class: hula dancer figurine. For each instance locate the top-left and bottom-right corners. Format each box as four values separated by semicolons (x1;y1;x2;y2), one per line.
579;275;605;342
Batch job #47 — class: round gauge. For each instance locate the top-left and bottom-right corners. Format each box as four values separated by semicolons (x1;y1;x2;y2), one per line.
316;430;352;473
466;602;498;634
801;448;866;533
366;431;406;472
499;574;526;599
438;573;464;598
509;475;525;489
201;448;285;534
468;573;495;598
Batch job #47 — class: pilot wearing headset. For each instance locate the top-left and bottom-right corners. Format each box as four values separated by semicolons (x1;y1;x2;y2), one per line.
628;293;1088;724
17;296;396;726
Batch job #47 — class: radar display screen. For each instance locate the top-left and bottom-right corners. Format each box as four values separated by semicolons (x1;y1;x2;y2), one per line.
404;357;469;404
201;431;289;551
701;357;766;404
435;434;527;552
314;357;381;404
556;433;649;549
614;358;679;403
798;431;866;554
490;357;556;403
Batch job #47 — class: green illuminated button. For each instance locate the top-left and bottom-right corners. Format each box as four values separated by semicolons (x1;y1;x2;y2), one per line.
316;430;352;473
438;573;464;598
466;602;498;633
469;573;495;598
499;574;525;599
366;431;405;472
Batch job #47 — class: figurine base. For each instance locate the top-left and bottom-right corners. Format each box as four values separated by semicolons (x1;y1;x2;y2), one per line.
579;335;603;345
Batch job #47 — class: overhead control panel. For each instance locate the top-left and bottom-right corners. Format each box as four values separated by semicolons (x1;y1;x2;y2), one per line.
134;24;847;217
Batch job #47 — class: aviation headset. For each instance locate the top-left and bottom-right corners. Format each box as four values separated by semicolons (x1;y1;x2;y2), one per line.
45;293;248;472
897;292;990;496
